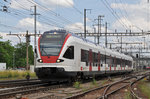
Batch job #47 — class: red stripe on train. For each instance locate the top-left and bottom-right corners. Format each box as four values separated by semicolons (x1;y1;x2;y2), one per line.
58;34;71;57
98;52;100;71
98;66;100;71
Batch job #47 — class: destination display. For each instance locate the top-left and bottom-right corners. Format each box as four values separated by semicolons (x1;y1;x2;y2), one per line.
46;34;62;38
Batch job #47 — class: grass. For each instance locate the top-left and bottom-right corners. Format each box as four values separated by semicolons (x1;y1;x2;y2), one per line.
0;70;37;80
138;80;150;99
73;81;80;89
82;88;88;92
67;93;72;96
101;79;107;85
92;78;97;86
124;90;132;99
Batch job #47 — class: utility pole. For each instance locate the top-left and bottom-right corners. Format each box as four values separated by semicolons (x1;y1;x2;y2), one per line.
142;37;146;49
121;33;122;53
93;25;96;43
105;22;108;48
26;31;30;70
139;46;141;70
84;9;91;38
34;5;37;69
13;51;15;69
96;15;104;44
84;9;86;38
31;5;40;69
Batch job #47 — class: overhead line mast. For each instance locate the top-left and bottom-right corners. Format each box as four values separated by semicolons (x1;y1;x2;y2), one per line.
95;15;104;44
31;5;40;69
84;9;91;38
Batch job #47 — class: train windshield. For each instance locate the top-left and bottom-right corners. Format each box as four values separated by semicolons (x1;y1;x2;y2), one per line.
40;33;66;56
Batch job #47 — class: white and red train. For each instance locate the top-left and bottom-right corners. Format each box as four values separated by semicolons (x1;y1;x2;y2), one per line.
35;30;133;81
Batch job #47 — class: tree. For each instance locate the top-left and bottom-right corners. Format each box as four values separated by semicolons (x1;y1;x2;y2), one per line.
0;41;34;69
14;43;34;68
0;40;14;68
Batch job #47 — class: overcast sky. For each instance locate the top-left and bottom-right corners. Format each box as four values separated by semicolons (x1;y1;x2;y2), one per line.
0;0;150;55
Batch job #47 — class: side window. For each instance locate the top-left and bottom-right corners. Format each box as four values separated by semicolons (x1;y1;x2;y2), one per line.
63;46;74;59
100;54;104;66
81;49;89;66
112;57;115;67
93;53;98;67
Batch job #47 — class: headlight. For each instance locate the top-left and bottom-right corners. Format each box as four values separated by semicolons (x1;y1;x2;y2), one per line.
56;59;64;63
37;59;43;63
56;59;60;63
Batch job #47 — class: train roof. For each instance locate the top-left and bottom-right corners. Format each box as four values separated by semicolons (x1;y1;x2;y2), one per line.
44;30;67;34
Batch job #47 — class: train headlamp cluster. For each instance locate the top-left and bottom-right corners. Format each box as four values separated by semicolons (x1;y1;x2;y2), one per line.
56;59;64;63
38;59;43;63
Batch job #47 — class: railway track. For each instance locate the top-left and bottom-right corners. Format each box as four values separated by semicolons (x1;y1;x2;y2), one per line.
130;74;148;99
0;79;42;88
64;72;149;99
0;71;148;99
0;82;69;99
0;79;38;83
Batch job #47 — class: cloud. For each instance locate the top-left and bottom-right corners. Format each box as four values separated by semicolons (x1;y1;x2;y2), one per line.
16;18;59;33
10;0;33;10
65;22;93;33
17;18;41;30
39;0;74;8
10;0;74;10
111;0;149;31
0;32;25;45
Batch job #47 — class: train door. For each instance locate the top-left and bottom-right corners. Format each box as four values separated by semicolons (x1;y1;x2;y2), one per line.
114;57;116;71
89;49;93;71
110;55;112;71
98;52;101;71
121;58;122;71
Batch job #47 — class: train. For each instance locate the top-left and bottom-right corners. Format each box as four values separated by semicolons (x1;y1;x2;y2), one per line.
35;30;133;81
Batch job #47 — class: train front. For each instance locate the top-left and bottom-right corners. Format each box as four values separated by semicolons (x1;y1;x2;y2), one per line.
35;30;74;81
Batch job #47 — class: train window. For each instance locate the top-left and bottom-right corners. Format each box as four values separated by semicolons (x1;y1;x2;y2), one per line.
101;64;103;67
93;53;98;67
101;54;105;65
81;49;89;66
116;58;121;65
63;46;74;59
106;55;111;66
125;60;127;66
122;60;125;67
126;60;132;67
111;57;115;67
